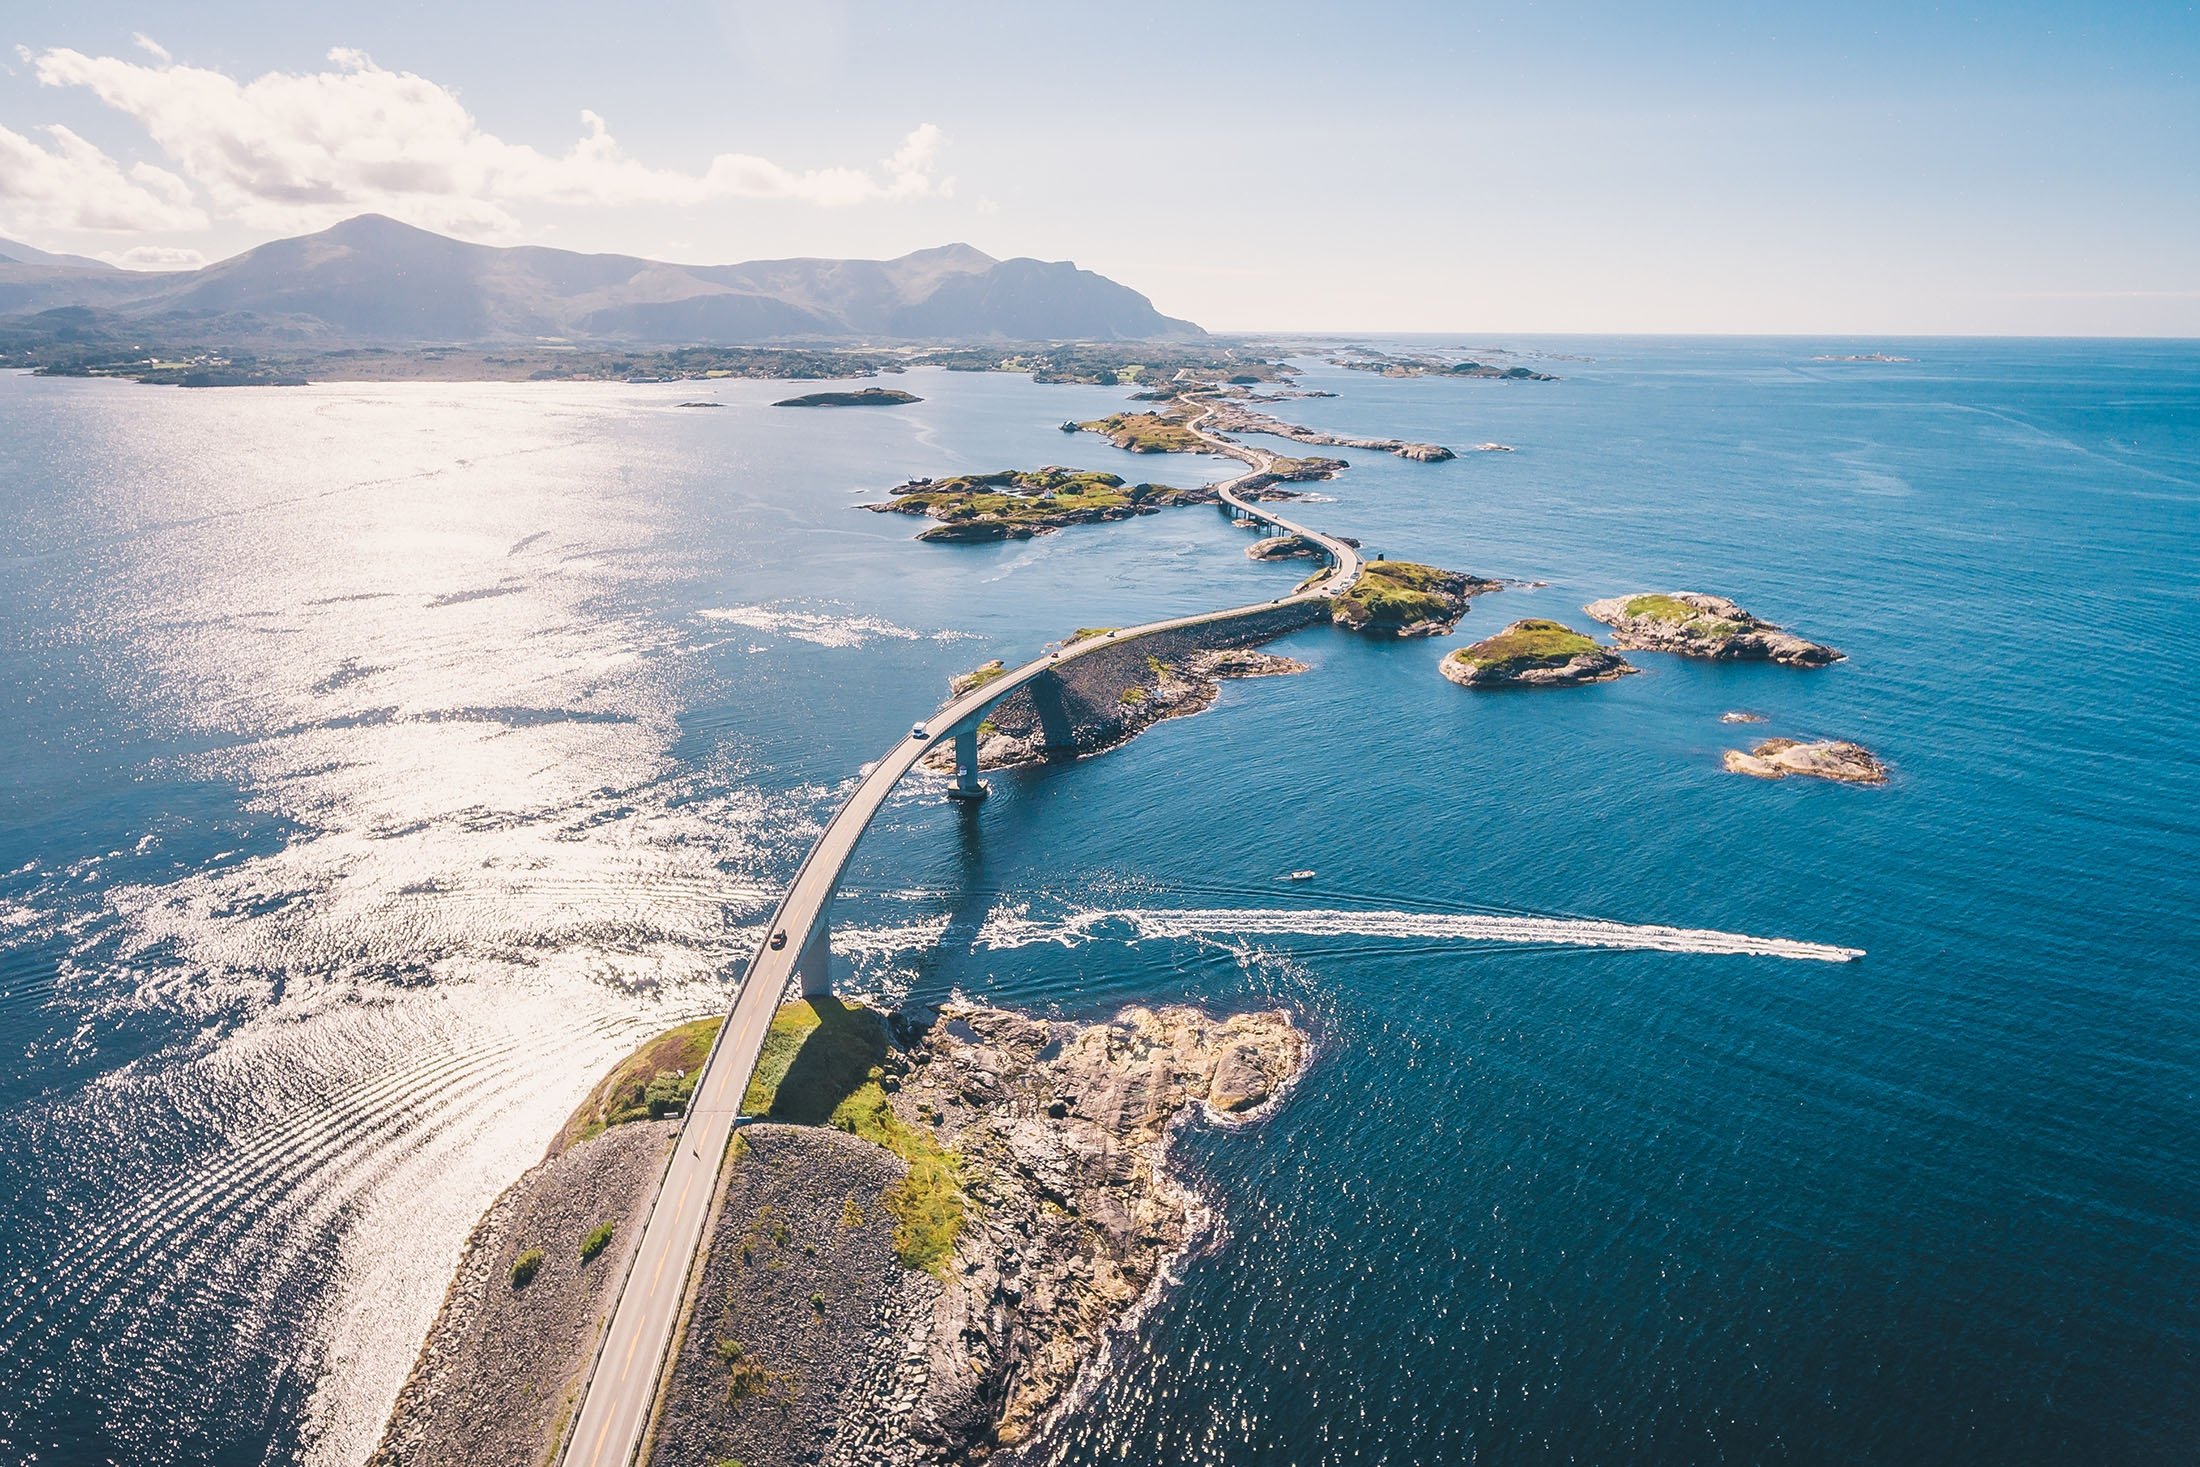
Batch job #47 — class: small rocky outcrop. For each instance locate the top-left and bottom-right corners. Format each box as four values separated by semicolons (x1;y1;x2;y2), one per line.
1720;710;1767;724
1440;619;1636;688
1724;738;1886;784
1583;593;1842;666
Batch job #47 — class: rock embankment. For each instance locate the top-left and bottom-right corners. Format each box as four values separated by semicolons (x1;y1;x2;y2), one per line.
645;1125;915;1467
1441;619;1636;688
1724;738;1887;784
1583;592;1842;666
369;1122;676;1467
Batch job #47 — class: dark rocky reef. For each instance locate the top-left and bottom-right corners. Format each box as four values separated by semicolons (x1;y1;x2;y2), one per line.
775;387;922;407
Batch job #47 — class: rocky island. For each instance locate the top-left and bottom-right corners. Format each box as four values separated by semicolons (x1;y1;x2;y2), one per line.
1329;560;1499;636
926;620;1311;778
374;998;1308;1466
1724;738;1887;784
1440;619;1637;688
775;386;922;407
1583;593;1842;666
863;468;1225;542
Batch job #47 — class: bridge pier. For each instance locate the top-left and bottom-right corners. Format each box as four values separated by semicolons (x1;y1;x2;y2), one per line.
795;920;832;997
946;725;988;802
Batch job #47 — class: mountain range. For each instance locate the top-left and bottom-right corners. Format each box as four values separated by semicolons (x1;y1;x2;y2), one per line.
0;215;1202;345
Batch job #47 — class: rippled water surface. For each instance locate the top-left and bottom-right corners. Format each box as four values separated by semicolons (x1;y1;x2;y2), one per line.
2;342;2195;1464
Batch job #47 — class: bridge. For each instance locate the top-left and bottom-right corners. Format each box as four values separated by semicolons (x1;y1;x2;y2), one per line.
559;420;1361;1467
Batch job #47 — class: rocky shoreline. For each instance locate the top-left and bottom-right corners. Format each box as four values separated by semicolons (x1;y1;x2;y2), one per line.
1583;592;1842;666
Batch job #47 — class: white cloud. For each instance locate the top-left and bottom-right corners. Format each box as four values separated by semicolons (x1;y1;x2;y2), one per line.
29;45;950;237
97;242;206;269
0;121;206;233
131;33;171;64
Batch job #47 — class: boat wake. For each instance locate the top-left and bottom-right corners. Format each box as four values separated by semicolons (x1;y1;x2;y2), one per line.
975;903;1862;963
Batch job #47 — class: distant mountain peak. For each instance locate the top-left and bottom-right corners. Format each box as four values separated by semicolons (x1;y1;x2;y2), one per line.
0;219;1203;344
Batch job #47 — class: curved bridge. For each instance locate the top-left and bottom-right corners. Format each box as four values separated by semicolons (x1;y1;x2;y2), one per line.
562;425;1361;1466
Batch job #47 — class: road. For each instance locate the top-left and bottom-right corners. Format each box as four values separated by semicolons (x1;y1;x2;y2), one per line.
559;416;1358;1467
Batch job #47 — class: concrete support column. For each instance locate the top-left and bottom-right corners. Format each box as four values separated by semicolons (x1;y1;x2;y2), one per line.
947;725;988;802
795;919;831;998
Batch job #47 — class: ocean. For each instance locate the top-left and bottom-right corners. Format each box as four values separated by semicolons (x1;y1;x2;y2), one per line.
0;338;2194;1464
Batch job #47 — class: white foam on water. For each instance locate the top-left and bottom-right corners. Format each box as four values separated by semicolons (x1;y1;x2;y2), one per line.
697;603;969;648
975;902;1861;963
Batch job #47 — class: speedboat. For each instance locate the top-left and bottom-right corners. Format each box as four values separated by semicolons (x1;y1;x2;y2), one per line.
1285;869;1315;882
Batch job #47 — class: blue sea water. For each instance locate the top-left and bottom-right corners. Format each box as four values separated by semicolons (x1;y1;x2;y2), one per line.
0;339;2194;1464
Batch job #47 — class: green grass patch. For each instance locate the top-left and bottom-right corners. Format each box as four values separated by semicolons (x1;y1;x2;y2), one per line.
1119;686;1148;704
578;1221;615;1263
555;1016;722;1151
1623;593;1697;622
1622;594;1741;639
740;997;886;1122
1067;627;1114;644
510;1248;544;1289
740;999;966;1276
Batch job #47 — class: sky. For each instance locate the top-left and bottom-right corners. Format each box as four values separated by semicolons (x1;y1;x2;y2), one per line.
0;0;2194;335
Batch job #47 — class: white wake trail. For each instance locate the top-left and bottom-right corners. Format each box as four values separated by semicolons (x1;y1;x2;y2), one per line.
977;904;1861;963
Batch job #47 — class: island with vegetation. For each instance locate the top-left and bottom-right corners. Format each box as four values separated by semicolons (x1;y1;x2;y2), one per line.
862;468;1221;542
1583;592;1843;666
373;998;1306;1466
1330;350;1558;381
1067;390;1452;464
773;386;922;407
1724;738;1887;784
1440;619;1637;688
1329;560;1499;636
